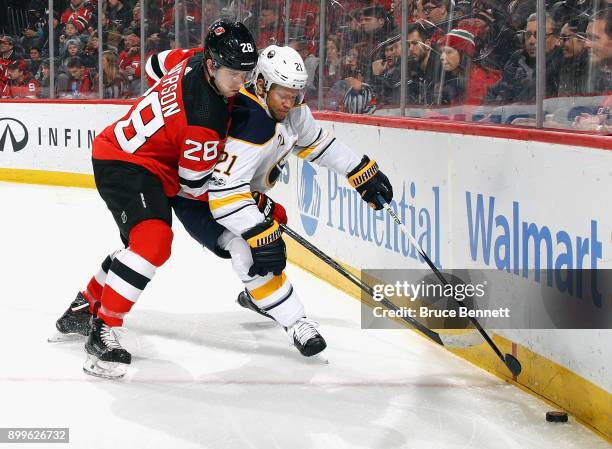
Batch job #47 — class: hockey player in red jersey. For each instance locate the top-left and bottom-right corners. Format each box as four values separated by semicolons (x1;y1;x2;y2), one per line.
52;20;258;379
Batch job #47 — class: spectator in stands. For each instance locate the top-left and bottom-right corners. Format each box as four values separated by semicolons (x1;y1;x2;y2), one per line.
59;22;85;56
20;25;43;54
550;0;590;31
96;50;126;99
35;59;51;98
289;38;319;90
558;16;589;95
81;34;100;69
409;0;427;22
61;0;94;34
584;8;612;93
312;37;344;91
469;0;517;70
58;56;94;98
509;0;536;32
106;30;124;54
422;0;450;26
256;4;285;48
405;21;440;105
434;28;501;105
107;0;133;32
359;5;397;56
43;11;63;51
1;60;40;99
0;36;21;92
455;0;472;19
371;39;401;105
57;39;83;78
28;47;43;75
343;45;367;77
118;29;142;96
486;13;562;104
343;69;377;114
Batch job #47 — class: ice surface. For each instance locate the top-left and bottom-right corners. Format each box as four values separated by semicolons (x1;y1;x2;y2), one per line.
0;182;609;449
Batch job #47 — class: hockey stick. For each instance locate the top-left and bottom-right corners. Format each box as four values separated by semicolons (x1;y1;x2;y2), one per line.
280;224;485;349
377;195;522;376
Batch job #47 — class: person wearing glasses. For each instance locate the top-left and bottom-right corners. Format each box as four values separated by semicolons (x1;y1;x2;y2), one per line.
421;0;449;26
558;16;589;96
485;13;562;104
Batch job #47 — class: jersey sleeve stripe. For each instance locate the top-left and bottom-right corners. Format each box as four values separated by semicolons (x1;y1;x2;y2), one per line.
179;172;212;189
208;182;250;193
150;54;164;79
309;138;336;163
178;165;214;181
296;144;317;159
301;128;323;150
213;202;257;220
209;192;254;211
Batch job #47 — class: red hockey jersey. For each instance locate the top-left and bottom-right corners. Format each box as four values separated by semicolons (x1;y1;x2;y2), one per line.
93;55;233;199
61;1;94;32
1;76;40;99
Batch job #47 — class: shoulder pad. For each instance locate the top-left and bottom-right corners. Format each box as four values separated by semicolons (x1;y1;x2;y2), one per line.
228;89;277;145
181;56;231;138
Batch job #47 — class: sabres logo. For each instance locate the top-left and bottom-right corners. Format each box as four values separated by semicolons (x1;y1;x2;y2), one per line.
214;26;225;36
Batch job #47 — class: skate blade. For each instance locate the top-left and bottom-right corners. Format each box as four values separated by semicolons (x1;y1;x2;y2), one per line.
47;332;86;343
83;354;128;379
313;351;329;364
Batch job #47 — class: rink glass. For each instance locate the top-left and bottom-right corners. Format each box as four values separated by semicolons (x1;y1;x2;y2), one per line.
0;0;609;134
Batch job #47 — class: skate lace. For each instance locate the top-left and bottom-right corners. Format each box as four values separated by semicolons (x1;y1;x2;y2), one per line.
290;318;320;345
100;324;124;350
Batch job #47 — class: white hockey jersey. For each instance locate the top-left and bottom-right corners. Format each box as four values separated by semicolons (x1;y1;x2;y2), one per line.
208;87;362;237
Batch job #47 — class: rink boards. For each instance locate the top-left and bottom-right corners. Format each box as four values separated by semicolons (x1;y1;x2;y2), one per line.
0;100;610;439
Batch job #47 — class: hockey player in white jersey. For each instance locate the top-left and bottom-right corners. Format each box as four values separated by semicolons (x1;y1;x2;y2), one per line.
171;45;394;357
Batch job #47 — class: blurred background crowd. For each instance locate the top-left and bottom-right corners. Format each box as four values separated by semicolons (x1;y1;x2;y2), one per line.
0;0;610;132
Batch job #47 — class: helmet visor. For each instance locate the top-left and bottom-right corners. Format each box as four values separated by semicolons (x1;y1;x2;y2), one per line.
214;66;255;93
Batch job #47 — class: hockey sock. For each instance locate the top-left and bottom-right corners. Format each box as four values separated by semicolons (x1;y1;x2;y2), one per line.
83;252;118;313
98;220;173;327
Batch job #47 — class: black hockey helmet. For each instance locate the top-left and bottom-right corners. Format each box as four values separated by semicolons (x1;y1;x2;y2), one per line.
204;20;257;72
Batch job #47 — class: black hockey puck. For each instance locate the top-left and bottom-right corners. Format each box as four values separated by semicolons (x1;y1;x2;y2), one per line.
546;411;568;422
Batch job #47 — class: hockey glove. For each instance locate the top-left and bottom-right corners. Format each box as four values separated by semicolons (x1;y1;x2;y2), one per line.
347;155;393;210
242;218;287;277
252;191;288;225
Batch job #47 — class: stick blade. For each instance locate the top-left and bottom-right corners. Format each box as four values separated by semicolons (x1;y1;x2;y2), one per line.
504;354;522;376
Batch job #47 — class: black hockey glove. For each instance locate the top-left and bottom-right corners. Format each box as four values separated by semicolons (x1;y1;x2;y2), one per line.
242;218;287;277
347;155;393;210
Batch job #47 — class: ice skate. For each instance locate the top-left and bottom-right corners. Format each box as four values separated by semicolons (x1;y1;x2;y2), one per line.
48;292;92;343
286;317;327;358
83;317;131;379
236;290;275;320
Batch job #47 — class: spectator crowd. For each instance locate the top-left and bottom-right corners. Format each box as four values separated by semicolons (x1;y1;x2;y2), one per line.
0;0;610;131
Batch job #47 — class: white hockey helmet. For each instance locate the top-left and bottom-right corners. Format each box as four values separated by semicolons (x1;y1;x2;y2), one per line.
254;45;309;96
